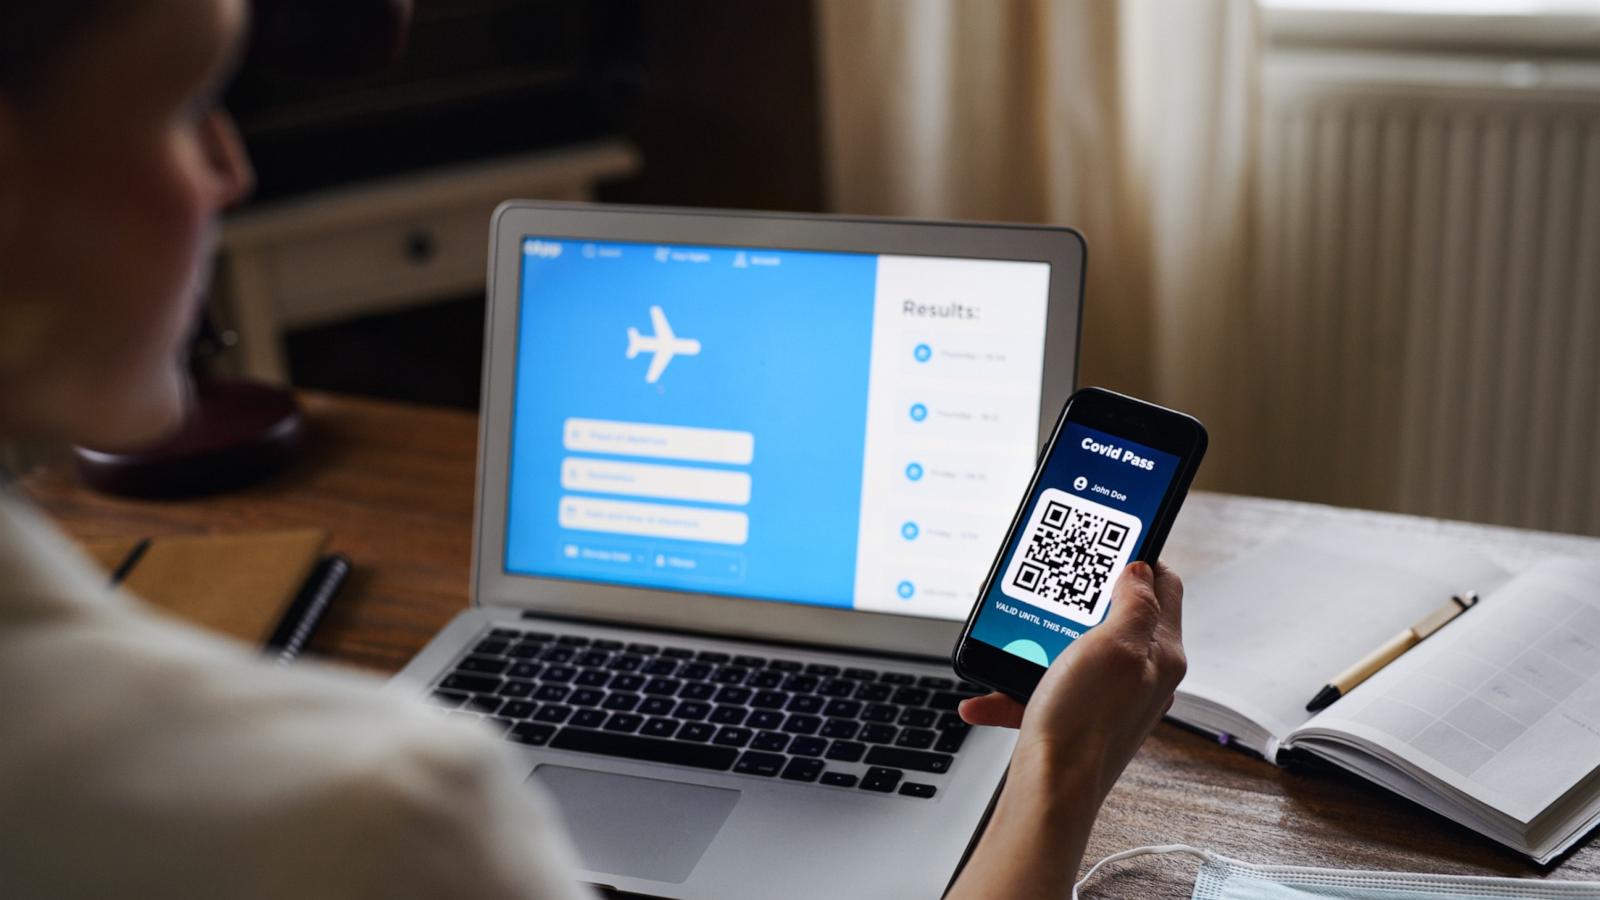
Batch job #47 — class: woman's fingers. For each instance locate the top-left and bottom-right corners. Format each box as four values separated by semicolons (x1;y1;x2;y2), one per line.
959;692;1025;728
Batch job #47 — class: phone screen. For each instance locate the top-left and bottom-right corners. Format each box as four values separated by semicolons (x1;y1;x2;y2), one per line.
966;421;1184;667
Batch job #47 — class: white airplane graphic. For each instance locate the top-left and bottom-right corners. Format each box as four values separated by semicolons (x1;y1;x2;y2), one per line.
626;306;701;383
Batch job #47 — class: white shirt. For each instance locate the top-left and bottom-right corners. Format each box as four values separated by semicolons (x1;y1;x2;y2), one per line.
0;491;593;899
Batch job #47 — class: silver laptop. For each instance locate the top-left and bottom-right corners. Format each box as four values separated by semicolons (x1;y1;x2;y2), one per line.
392;202;1085;898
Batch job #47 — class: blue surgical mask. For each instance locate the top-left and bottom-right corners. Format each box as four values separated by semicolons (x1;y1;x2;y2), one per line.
1074;845;1600;899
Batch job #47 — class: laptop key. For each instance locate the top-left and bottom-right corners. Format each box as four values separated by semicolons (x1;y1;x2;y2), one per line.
860;767;903;793
734;751;786;777
899;783;937;799
896;728;937;750
575;651;610;668
602;693;641;712
429;689;468;708
783;675;820;694
642;658;678;676
710;705;748;726
747;710;785;731
935;727;970;754
603;713;643;733
820;771;858;788
662;646;696;659
541;647;576;663
825;741;866;763
892;688;930;706
507;642;544;659
591;639;624;651
696;650;731;663
805;663;840;676
824;699;862;719
643;678;681;696
864;746;953;774
465;694;502;714
918;676;955;690
678;722;715;742
820;679;856;697
608;655;644;673
608;674;645;692
474;639;510;656
751;690;788;709
786;695;824;714
568;688;605;708
534;684;570;702
441;673;501;694
859;724;898;744
782;757;825;782
821;718;860;740
575;670;609;687
641;717;679;738
542;666;577;683
733;655;766;667
712;727;753;747
843;667;877;680
626;642;660;655
749;670;785;688
489;627;522;639
712;667;748;685
571;708;607;729
899;708;937;729
639;696;675;717
879;672;916;685
751;731;790;752
556;635;590;647
714;686;752;705
673;701;711;721
860;704;898;723
501;700;538;719
788;737;827;757
766;659;803;672
928;691;967;711
854;682;893;702
678;679;716;699
550;727;737;772
498;679;536;699
535;705;573;724
782;715;822;735
509;722;556;747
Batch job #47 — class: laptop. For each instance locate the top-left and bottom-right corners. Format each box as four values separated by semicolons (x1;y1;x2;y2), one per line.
391;202;1085;898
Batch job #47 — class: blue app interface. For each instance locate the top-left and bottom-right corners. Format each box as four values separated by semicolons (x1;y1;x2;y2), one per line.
503;237;1054;615
969;422;1182;666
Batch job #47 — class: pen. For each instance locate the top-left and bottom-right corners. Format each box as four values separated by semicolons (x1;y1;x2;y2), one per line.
1305;591;1479;712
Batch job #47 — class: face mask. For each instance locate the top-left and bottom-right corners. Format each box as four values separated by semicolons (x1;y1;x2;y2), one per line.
1074;845;1600;899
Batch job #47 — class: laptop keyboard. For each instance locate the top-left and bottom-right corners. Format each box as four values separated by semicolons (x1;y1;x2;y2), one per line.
427;627;987;799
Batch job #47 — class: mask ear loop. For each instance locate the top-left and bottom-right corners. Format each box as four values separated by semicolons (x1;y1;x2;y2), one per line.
1073;844;1218;900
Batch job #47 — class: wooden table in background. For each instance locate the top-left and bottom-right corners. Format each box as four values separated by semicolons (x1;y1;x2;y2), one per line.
21;391;1600;897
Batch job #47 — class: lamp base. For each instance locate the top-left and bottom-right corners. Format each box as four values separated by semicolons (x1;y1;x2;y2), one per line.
74;379;303;498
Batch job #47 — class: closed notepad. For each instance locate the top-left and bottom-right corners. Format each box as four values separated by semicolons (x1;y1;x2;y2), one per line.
81;530;331;647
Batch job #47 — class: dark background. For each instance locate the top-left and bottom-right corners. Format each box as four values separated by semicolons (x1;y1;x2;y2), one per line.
232;0;826;408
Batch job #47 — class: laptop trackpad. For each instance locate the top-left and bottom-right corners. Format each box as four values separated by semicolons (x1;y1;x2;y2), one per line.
529;765;740;885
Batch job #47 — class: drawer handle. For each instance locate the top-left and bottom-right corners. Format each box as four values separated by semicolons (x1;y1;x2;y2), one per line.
403;229;436;265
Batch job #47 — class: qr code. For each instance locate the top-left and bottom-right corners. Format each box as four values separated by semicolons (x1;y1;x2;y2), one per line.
999;487;1142;627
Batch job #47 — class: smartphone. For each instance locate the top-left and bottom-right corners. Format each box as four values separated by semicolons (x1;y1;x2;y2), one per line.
952;387;1207;701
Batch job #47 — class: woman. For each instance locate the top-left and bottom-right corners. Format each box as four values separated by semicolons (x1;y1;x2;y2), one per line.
0;2;1187;897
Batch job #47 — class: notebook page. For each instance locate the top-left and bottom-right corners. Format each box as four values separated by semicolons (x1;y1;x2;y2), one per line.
1178;524;1510;748
1304;558;1600;824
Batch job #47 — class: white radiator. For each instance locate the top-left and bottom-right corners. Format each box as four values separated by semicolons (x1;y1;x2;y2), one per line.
1251;45;1600;536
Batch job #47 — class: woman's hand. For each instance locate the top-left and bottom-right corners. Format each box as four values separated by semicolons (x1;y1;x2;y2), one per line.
946;562;1186;900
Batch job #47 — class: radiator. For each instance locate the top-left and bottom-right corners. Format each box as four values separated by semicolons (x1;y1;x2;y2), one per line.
1251;46;1600;536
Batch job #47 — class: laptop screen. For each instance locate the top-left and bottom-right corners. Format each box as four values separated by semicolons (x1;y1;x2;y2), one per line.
504;236;1052;621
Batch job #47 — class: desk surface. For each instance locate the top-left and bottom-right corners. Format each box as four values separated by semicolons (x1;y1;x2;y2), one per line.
20;391;1600;896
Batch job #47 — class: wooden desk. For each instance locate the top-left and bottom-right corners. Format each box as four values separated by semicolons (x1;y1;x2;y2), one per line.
19;392;1600;896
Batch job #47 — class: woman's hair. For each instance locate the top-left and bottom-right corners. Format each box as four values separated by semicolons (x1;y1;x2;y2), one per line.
0;1;116;95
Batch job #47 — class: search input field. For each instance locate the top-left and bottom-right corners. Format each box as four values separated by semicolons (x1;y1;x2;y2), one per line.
563;418;755;465
561;457;752;506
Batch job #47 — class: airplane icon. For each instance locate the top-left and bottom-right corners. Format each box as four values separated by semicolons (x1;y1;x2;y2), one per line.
626;306;701;383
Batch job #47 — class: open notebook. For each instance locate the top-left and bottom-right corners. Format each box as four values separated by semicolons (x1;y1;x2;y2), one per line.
1173;523;1600;864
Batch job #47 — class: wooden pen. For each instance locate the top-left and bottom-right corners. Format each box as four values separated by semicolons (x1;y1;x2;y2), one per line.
1305;591;1479;712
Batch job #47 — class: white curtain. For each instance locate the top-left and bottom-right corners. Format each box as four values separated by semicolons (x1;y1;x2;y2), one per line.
817;0;1260;490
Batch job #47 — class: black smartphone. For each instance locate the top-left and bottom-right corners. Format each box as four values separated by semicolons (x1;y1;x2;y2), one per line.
952;387;1207;701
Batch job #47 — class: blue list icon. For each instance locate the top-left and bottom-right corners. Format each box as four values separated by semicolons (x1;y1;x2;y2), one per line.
897;580;916;600
901;521;919;541
905;462;924;481
913;343;932;363
909;403;928;422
